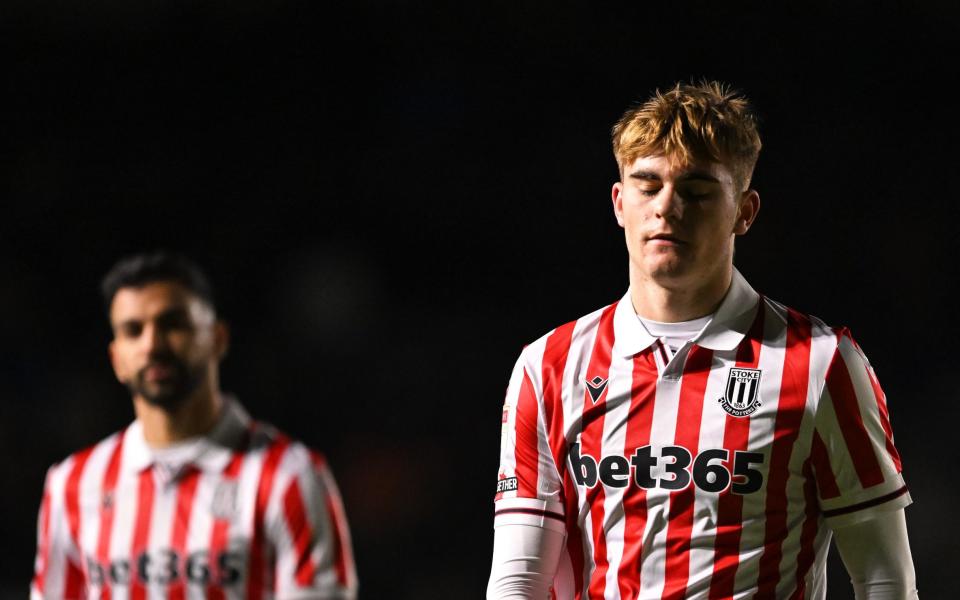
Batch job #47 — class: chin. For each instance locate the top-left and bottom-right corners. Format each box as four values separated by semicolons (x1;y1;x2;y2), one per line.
643;257;692;281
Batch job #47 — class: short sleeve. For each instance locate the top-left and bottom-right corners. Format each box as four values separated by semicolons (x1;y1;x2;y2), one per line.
266;450;357;600
811;330;911;528
31;465;86;600
493;345;566;533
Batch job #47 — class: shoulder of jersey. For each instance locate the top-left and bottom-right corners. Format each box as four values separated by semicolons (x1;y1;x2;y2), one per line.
247;420;330;475
517;300;617;364
45;428;125;479
762;296;849;346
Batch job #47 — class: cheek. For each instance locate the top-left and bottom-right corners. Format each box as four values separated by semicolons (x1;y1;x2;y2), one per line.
111;347;136;380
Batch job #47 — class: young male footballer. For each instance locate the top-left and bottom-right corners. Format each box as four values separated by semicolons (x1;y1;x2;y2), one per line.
487;81;918;599
32;252;357;600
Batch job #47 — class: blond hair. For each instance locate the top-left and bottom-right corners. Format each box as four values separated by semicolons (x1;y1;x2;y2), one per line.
612;81;762;190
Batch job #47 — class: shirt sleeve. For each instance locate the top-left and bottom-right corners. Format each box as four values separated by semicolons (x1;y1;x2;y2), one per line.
266;449;357;600
832;508;919;599
811;329;912;528
486;523;567;600
31;464;87;600
494;344;566;530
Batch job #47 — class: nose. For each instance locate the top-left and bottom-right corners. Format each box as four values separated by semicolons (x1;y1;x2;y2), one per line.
142;323;170;355
652;185;683;220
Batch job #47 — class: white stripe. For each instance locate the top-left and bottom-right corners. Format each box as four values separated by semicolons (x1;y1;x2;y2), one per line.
638;370;683;598
186;470;217;599
600;351;634;599
77;435;119;589
685;347;736;596
561;309;603;596
734;302;787;594
109;460;139;600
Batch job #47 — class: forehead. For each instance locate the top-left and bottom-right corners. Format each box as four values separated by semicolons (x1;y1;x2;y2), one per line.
109;281;207;323
624;154;734;184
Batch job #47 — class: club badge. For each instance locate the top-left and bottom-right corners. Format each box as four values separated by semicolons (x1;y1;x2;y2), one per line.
211;479;239;520
719;368;762;417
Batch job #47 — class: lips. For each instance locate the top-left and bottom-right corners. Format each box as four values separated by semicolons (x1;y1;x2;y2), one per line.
143;363;177;382
647;233;685;244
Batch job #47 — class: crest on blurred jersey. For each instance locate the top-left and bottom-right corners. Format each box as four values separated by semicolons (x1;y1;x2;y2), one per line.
211;480;238;520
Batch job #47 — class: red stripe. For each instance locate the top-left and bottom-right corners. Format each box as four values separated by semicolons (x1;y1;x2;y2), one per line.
65;559;86;599
34;485;52;595
167;467;200;600
822;485;909;518
307;450;354;587
282;479;318;586
65;447;95;549
538;321;582;594
581;306;617;599
96;433;126;600
709;301;765;599
514;370;541;497
130;468;156;600
616;348;658;599
660;345;713;600
788;459;821;600
247;433;291;600
810;431;840;499
865;364;902;471
824;332;884;488
754;308;812;600
322;482;352;586
542;322;577;478
207;451;246;600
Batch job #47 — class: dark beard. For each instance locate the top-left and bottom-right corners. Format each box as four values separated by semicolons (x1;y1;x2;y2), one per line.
128;353;206;412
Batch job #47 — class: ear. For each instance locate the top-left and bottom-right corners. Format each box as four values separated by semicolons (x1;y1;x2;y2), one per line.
734;189;760;235
214;320;230;360
611;181;625;228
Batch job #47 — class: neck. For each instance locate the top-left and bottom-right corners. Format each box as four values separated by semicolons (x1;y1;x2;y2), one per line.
134;384;223;448
630;263;733;323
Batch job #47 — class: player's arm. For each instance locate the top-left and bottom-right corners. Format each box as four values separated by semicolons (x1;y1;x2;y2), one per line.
487;345;567;599
266;449;357;600
487;518;566;599
832;508;918;599
812;329;917;597
31;465;86;600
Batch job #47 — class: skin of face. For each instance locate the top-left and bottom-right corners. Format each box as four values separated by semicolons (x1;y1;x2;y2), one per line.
108;281;228;411
611;154;760;294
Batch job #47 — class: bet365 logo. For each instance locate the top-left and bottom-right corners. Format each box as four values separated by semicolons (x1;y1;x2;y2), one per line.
569;442;764;494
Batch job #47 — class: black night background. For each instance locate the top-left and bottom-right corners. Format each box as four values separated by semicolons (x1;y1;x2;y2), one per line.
2;2;957;598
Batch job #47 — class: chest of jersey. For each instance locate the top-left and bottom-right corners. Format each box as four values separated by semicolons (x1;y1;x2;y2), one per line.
75;464;264;597
559;341;814;525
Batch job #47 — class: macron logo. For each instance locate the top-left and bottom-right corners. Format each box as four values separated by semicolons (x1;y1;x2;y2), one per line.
585;376;608;404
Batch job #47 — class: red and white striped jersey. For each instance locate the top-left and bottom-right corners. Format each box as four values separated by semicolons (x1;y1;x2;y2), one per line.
32;398;357;600
494;270;909;600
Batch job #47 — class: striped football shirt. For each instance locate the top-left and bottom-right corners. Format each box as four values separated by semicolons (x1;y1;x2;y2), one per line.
493;269;909;599
32;398;356;600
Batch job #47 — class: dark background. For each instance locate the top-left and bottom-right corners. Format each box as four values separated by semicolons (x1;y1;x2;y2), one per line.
2;2;956;598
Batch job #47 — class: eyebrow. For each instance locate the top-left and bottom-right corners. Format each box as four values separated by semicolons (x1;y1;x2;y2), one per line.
113;307;190;331
628;169;721;184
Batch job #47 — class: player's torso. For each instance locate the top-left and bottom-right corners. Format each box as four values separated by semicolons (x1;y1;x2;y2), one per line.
544;300;833;598
72;437;279;600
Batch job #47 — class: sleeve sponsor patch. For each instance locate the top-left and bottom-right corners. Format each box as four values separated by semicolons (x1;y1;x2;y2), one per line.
496;477;518;494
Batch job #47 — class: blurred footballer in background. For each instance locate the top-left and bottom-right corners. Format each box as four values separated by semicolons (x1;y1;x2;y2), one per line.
487;81;917;599
32;252;357;599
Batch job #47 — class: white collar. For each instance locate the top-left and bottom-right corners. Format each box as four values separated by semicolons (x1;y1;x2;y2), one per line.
612;268;760;357
121;395;252;475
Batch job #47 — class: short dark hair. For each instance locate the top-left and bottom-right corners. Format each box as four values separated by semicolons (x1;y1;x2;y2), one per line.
101;251;216;316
